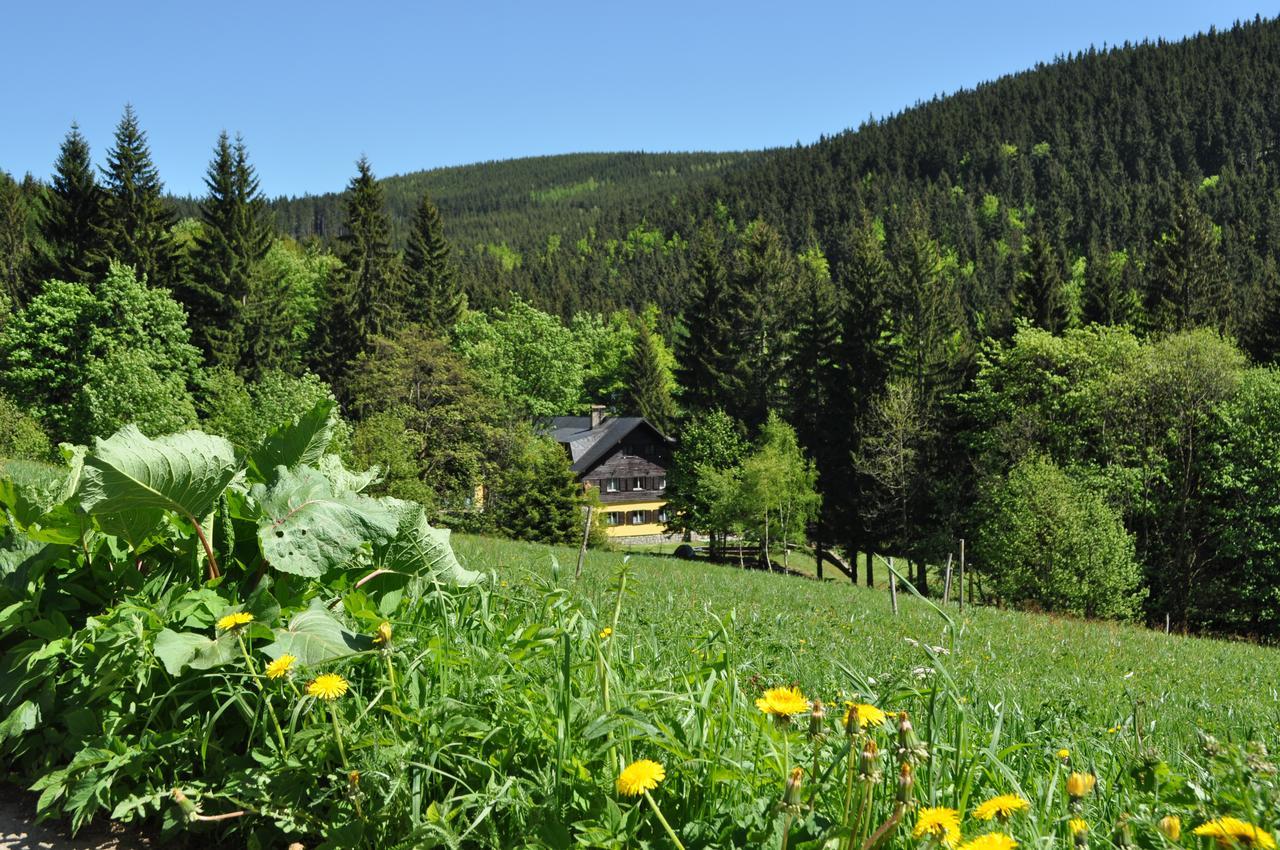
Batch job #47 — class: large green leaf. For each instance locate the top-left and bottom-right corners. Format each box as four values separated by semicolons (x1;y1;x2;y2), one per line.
0;460;72;530
248;400;338;483
152;628;240;675
77;427;240;539
255;466;398;577
262;599;371;665
379;499;483;587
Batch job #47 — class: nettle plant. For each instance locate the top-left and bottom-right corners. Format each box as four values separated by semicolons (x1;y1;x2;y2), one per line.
0;401;482;845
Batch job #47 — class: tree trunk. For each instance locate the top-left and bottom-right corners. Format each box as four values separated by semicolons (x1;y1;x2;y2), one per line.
866;549;875;588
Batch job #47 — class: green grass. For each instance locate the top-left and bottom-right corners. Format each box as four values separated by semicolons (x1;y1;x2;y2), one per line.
455;534;1280;751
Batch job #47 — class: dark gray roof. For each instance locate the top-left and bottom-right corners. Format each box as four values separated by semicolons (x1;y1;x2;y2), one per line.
535;415;671;475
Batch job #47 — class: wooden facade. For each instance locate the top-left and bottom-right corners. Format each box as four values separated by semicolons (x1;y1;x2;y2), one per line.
539;411;674;539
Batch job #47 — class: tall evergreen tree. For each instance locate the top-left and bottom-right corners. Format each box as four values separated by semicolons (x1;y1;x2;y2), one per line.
97;105;181;289
723;219;795;428
676;221;734;414
315;157;404;385
1015;224;1070;332
36;123;107;285
185;132;273;367
1146;188;1231;333
404;191;463;333
621;318;678;434
0;173;40;311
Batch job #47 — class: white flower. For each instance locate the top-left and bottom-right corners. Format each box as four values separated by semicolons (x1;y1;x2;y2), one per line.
904;637;920;647
928;645;950;655
911;666;935;680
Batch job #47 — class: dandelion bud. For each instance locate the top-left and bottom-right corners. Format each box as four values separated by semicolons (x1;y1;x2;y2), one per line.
348;770;361;788
860;738;883;784
1069;819;1089;848
896;761;915;804
1113;814;1132;849
171;788;198;821
809;699;827;741
784;766;804;808
896;710;928;765
374;621;392;646
1158;816;1181;841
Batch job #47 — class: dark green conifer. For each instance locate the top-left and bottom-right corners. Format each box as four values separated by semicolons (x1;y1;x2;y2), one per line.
1015;224;1070;332
675;221;734;414
316;157;403;385
97;105;180;288
404;191;464;333
36;123;107;285
186;132;273;367
1146;187;1231;333
621;318;678;435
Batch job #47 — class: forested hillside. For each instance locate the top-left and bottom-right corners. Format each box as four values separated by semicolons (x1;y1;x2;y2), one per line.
6;16;1280;639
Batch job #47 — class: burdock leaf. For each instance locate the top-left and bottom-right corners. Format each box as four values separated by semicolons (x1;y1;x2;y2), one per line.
255;466;399;577
262;599;371;665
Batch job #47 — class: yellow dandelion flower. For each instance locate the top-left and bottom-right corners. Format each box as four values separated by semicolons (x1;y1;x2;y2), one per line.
1066;772;1096;798
756;686;810;719
373;621;392;645
306;673;350;701
844;702;888;730
599;627;613;639
216;611;253;631
1058;748;1071;760
1159;816;1182;841
960;834;1018;850
973;794;1030;821
1069;819;1089;837
913;807;961;847
1193;818;1276;849
265;654;296;679
616;759;665;796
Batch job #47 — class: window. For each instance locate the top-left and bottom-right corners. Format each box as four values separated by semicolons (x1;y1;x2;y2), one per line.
606;478;619;493
656;477;666;491
632;477;644;491
630;510;646;525
657;508;669;524
606;512;622;526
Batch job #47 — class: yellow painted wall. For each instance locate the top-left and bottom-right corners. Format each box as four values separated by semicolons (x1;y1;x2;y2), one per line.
600;499;669;538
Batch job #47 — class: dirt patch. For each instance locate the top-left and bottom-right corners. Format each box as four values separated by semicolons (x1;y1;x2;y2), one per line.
0;783;150;850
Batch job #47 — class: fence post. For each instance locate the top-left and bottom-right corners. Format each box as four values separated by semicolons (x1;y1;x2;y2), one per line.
815;540;824;580
958;538;965;612
942;553;954;604
575;505;594;580
889;556;899;615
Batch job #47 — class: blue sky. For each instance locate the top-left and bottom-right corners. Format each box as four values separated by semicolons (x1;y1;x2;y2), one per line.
2;1;1273;198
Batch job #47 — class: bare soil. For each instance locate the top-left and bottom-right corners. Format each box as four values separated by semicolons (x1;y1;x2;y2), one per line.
0;783;150;850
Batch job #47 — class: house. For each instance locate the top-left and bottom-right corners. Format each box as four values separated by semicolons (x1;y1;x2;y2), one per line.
538;405;674;539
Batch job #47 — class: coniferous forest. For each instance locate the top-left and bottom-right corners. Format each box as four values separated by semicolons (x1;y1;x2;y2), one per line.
8;16;1280;639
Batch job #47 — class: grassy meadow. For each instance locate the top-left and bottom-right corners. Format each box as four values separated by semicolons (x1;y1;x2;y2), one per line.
456;534;1280;749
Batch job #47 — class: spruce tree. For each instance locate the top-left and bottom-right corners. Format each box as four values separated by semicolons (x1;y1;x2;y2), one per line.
36;123;107;285
723;219;795;428
1015;224;1070;332
621;318;678;434
404;191;463;333
316;157;403;385
97;105;180;289
1146;187;1231;333
675;221;734;414
186;132;273;368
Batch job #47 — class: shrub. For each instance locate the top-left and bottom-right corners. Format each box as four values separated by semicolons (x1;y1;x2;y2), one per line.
0;393;50;460
978;455;1145;620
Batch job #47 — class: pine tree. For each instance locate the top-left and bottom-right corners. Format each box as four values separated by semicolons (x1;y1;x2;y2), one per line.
316;157;404;385
1015;223;1070;332
404;191;463;333
723;219;795;428
786;245;841;543
621;318;678;434
1146;187;1231;333
36;123;107;285
97;105;181;289
185;132;273;368
675;221;734;414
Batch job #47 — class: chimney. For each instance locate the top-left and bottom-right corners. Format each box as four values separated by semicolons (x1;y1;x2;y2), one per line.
590;404;606;429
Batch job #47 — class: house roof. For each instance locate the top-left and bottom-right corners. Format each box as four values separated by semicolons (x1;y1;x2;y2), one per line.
536;415;672;475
